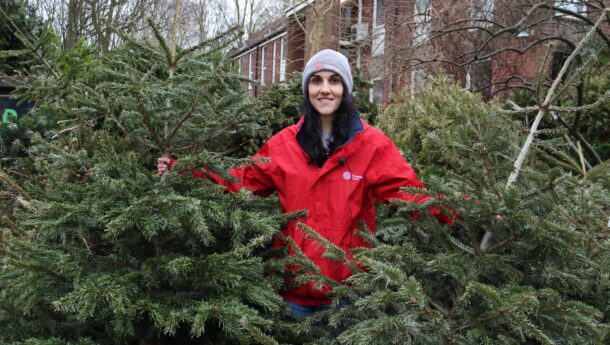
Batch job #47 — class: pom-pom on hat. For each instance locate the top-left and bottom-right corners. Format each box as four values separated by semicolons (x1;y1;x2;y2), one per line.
302;49;353;95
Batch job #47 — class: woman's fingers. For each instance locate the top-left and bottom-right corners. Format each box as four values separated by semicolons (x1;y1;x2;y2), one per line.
157;157;170;176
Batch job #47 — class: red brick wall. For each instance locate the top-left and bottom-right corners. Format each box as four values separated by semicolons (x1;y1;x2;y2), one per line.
234;0;596;104
287;15;306;80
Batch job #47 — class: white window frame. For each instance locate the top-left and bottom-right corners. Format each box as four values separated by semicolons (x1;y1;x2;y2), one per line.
369;77;383;105
261;46;267;86
414;0;431;46
272;40;277;84
517;28;530;37
372;0;386;56
280;37;286;82
411;68;428;96
248;52;254;89
465;65;472;90
554;0;585;18
471;0;494;29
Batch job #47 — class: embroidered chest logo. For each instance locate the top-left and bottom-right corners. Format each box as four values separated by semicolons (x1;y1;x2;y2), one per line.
342;171;363;181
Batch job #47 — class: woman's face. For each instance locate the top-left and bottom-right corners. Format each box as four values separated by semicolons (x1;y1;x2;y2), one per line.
308;71;343;117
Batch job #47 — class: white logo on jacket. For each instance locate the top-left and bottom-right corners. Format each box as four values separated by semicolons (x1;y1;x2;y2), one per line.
342;171;363;181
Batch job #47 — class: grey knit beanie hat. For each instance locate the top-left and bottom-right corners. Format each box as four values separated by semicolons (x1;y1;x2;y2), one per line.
302;49;353;95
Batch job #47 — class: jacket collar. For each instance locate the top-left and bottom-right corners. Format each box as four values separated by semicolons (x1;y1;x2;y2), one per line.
295;112;365;147
344;112;364;146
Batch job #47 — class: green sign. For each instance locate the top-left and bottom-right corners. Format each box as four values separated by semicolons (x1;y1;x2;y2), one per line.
2;108;18;123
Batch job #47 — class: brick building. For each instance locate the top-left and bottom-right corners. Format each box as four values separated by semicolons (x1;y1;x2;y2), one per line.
231;0;602;106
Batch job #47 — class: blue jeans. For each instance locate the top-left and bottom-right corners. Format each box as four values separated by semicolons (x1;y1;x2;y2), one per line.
286;301;335;318
286;300;349;337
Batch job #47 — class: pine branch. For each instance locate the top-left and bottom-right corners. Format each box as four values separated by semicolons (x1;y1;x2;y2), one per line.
548;92;610;113
482;11;608;250
0;6;59;78
297;222;364;274
163;79;216;146
102;17;165;60
449;235;476;255
169;0;182;62
136;96;166;150
1;216;26;236
482;235;517;254
506;10;606;187
107;110;157;150
176;26;243;63
0;167;32;202
550;55;595;105
146;17;173;64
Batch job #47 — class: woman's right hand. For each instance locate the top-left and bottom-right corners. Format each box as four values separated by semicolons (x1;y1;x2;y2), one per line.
157;157;171;176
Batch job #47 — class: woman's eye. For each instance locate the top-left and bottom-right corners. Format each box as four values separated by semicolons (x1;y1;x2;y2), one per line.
330;77;341;84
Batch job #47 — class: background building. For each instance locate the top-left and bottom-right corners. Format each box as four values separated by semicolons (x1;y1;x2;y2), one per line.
231;0;605;107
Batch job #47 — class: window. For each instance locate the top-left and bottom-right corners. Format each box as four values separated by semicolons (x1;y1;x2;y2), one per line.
416;0;428;13
272;41;277;84
517;28;530;37
554;0;585;18
471;0;494;28
411;68;428;95
414;0;431;46
554;0;585;13
261;46;267;86
280;37;286;82
465;59;491;97
370;78;383;105
340;6;354;42
372;0;386;56
375;0;386;25
551;51;571;82
248;52;254;89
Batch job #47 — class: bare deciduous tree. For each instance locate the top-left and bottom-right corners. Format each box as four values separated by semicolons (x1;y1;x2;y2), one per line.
289;0;339;54
28;0;153;51
27;0;287;50
353;0;608;165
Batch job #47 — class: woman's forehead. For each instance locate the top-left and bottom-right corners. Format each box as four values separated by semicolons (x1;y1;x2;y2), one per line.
311;71;340;78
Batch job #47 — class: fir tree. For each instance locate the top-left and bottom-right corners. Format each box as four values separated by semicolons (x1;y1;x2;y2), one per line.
0;21;309;345
281;21;609;343
299;77;609;344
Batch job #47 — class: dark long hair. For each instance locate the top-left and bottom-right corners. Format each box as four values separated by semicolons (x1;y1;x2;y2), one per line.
296;87;357;167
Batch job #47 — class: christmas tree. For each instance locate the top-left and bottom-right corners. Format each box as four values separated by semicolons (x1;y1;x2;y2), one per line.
281;74;608;344
295;76;608;344
0;20;310;345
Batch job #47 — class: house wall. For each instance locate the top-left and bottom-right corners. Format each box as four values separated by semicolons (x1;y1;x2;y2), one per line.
234;33;288;97
232;0;598;106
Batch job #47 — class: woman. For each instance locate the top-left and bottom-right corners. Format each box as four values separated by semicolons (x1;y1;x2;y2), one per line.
158;49;453;317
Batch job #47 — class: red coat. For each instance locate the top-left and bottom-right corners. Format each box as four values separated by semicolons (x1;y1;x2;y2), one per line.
177;116;452;305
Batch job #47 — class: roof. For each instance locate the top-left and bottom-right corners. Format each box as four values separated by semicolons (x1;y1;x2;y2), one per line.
230;19;287;57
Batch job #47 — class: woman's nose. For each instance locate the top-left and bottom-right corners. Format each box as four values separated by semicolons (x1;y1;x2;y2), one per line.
320;80;330;93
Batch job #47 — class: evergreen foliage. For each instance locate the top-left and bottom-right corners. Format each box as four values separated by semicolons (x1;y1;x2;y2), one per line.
1;31;96;221
0;22;310;345
376;75;510;177
0;0;44;75
1;12;607;345
305;76;609;344
507;44;610;167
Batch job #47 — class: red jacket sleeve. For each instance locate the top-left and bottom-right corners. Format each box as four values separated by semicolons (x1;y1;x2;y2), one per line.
168;142;276;197
368;137;454;224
